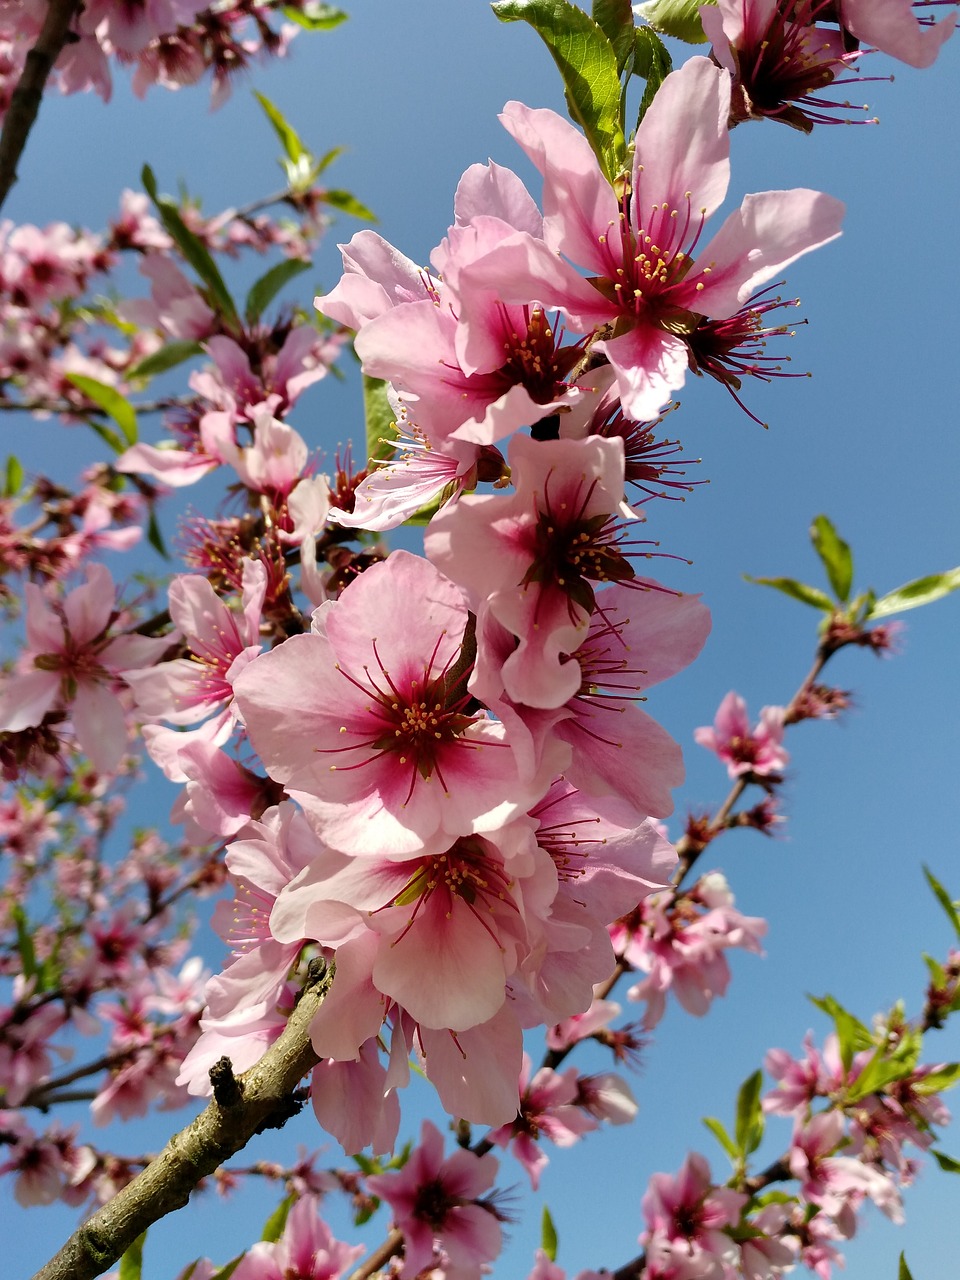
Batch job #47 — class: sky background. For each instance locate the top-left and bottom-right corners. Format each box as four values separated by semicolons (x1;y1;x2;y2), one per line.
3;3;959;1278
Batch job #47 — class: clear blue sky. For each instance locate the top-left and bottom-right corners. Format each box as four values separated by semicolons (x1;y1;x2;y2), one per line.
5;4;959;1278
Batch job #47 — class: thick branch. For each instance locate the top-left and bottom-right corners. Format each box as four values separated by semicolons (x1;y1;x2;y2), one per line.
0;0;83;213
31;974;328;1280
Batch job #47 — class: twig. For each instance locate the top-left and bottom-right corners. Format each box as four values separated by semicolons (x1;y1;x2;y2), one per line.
348;1228;404;1280
31;971;330;1280
0;0;83;213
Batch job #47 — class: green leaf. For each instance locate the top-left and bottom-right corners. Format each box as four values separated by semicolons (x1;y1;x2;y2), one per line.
734;1069;765;1156
11;906;37;984
118;1231;147;1280
4;454;23;497
932;1149;960;1174
254;91;309;167
64;375;138;446
146;509;169;560
141;165;239;328
923;952;947;987
281;2;348;30
492;0;627;184
209;1258;243;1280
913;1064;960;1095
743;575;835;611
846;1035;921;1102
362;375;399;465
592;0;636;72
810;515;853;603
635;0;708;43
870;568;960;618
898;1252;915;1280
260;1195;293;1243
808;994;872;1072
541;1205;559;1262
702;1115;739;1161
321;189;378;222
633;25;673;124
127;340;204;381
923;866;960;942
244;258;311;325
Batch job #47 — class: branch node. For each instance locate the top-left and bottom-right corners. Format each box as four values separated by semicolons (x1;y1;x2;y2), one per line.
209;1056;244;1108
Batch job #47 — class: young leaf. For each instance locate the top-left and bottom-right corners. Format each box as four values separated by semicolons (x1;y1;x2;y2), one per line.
146;510;170;561
141;165;239;328
254;91;310;168
592;0;637;72
932;1149;960;1173
244;258;311;325
281;3;348;30
362;375;398;465
64;375;138;446
209;1258;244;1280
734;1069;765;1156
260;1195;293;1243
11;905;37;984
912;1064;960;1095
541;1205;559;1262
808;994;872;1072
322;189;378;222
127;340;204;381
898;1252;915;1280
633;25;673;124
870;567;960;618
492;0;627;184
634;0;708;43
702;1115;739;1162
743;575;835;611
4;454;23;497
923;866;960;942
118;1231;147;1280
810;515;853;602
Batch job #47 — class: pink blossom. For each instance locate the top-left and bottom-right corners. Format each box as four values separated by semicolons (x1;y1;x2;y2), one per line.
0;563;169;773
641;1151;746;1279
841;0;957;67
230;1193;364;1280
456;59;843;418
367;1119;503;1280
694;691;788;778
234;550;559;856
489;1054;598;1188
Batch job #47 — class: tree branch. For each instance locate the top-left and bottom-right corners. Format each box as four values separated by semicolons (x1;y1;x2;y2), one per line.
0;0;83;213
30;972;329;1280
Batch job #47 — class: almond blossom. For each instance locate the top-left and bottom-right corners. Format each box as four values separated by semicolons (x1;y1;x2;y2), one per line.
694;690;788;778
366;1119;504;1280
455;57;844;419
0;563;169;773
233;550;562;856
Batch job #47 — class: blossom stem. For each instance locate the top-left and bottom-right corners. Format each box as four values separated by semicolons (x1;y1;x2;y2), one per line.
30;970;331;1280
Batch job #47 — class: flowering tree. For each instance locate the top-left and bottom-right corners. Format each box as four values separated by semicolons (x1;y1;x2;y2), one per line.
1;2;959;1280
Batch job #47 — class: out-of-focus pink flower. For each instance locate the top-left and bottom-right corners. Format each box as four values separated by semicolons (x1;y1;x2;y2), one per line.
642;1151;746;1279
840;0;957;67
230;1193;365;1280
694;690;788;778
0;563;169;773
367;1119;503;1280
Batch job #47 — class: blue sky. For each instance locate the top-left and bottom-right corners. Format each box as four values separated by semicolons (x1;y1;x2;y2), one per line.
4;3;959;1278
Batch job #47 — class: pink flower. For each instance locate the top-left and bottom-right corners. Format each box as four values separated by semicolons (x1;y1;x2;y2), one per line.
0;564;169;773
641;1151;747;1280
701;0;867;130
694;691;788;778
489;1054;597;1189
233;550;558;856
457;58;844;418
840;0;957;67
230;1193;364;1280
367;1119;503;1280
